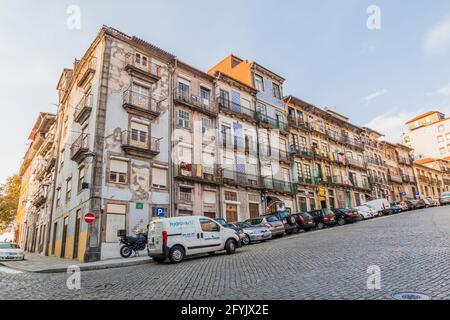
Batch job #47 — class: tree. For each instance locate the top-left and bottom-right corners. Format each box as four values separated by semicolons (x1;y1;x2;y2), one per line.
0;175;21;234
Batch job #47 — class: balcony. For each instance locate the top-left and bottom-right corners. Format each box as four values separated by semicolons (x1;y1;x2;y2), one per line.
222;169;262;189
290;145;314;159
369;176;385;185
259;145;292;163
332;176;353;188
174;163;221;185
77;57;96;87
124;53;161;83
35;162;47;182
256;112;290;135
325;129;347;144
70;133;89;164
74;93;93;124
297;176;315;186
263;177;296;195
32;188;47;208
388;174;403;184
219;136;257;157
313;148;332;162
401;175;416;183
353;180;371;191
279;149;293;164
418;175;430;184
344;136;364;150
398;156;412;166
122;88;161;119
121;131;160;159
366;157;385;167
217;97;256;122
287;116;311;132
174;89;218;117
346;157;367;170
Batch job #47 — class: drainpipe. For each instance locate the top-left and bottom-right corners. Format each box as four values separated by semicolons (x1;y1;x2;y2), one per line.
169;58;177;217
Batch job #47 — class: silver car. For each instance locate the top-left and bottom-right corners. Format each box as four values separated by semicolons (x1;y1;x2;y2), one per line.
440;192;450;205
245;215;285;238
232;222;272;245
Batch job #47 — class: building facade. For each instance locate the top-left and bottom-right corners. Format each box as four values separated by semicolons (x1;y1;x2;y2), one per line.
403;111;450;159
15;26;432;262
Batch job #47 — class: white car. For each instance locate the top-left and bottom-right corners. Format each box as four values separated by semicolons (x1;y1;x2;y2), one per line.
354;205;376;220
0;243;24;261
147;216;241;263
365;198;391;216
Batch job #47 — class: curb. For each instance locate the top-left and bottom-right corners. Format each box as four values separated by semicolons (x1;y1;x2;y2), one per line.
0;257;153;274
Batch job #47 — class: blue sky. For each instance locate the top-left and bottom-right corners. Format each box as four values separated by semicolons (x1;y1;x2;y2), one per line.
1;0;450;183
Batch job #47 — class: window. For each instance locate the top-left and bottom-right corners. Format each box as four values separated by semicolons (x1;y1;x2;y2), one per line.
203;191;216;204
440;147;446;155
105;203;126;243
178;81;190;98
438;125;444;132
178;110;190;129
179;187;192;202
109;159;128;184
59;149;65;171
66;178;72;201
200;87;210;106
135;53;148;67
77;166;85;192
130;121;148;147
219;89;230;105
56;187;61;207
272;83;282;99
296;162;303;177
200;218;220;232
304;165;312;180
224;191;238;201
131;83;150;108
254;74;264;92
438;135;444;143
152;167;167;189
202;118;211;134
63;118;68;137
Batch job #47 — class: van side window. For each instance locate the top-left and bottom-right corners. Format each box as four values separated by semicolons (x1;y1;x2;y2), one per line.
200;219;220;232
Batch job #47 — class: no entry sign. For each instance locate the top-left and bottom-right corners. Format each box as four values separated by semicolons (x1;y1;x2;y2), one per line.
84;212;96;224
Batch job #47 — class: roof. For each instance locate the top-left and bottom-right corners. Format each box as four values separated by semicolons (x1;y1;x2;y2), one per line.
405;111;440;124
415;158;436;165
443;156;450;161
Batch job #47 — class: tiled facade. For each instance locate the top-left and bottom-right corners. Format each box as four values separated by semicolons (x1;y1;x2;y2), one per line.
14;26;449;262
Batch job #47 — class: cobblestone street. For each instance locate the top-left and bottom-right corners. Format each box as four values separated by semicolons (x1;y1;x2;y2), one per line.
1;206;450;300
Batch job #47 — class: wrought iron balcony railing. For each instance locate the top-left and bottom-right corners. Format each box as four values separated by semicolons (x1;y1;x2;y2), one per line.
123;88;161;118
222;169;261;188
256;112;290;134
175;89;218;116
74;93;93;124
217;97;256;121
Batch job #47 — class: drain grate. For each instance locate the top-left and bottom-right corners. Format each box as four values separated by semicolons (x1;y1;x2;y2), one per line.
392;292;431;300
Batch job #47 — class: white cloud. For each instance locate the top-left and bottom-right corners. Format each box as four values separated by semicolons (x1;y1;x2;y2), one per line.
423;15;450;55
364;108;426;143
364;89;387;102
435;83;450;96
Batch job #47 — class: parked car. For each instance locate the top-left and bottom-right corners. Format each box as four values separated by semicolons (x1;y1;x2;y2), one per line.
308;209;337;230
262;211;297;235
365;199;391;216
0;242;25;261
440;192;450;205
214;218;246;243
354;205;376;220
404;200;416;211
390;203;403;214
395;201;409;212
423;196;439;207
331;208;360;225
231;222;272;245
245;215;285;238
292;212;316;231
147;216;240;263
406;199;427;210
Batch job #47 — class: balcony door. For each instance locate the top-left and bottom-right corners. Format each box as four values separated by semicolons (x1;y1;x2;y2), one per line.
130;121;149;149
132;83;150;109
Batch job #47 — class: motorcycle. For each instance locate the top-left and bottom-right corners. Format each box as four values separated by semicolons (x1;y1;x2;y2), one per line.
117;229;148;258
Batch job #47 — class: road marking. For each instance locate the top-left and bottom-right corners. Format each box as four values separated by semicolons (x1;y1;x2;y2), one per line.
0;266;23;274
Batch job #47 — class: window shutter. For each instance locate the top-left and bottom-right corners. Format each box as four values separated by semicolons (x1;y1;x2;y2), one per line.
152;168;167;187
110;159;128;173
131;121;148;133
203;191;216;204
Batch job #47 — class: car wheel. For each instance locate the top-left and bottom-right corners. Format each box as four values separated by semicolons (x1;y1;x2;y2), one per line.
225;239;237;254
168;245;185;263
152;257;166;263
285;228;294;235
242;234;251;245
378;211;383;217
208;251;216;256
337;218;345;226
317;222;325;230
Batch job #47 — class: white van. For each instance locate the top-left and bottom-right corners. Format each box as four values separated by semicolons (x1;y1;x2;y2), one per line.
365;198;391;216
147;216;241;263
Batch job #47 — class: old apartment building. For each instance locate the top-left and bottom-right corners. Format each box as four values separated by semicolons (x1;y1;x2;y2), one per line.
14;26;448;262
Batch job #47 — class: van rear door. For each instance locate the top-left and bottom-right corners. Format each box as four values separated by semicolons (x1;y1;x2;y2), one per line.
148;220;164;255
